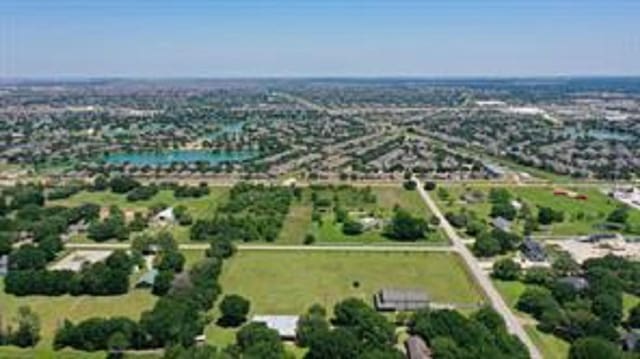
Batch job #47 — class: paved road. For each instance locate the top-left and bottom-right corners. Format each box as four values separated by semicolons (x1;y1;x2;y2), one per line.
415;178;542;359
66;242;454;252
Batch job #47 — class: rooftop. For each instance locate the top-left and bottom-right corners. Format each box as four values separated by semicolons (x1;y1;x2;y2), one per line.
251;315;299;339
375;288;430;311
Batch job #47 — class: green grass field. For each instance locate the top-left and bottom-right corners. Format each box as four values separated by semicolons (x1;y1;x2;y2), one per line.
525;325;570;359
207;249;483;348
49;188;228;220
0;280;157;354
219;250;483;314
437;185;640;236
492;279;527;308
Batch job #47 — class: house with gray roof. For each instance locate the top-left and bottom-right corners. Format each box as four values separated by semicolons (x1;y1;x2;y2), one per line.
558;276;589;292
374;288;429;311
405;335;432;359
136;269;158;288
492;217;512;232
521;237;546;262
0;255;8;276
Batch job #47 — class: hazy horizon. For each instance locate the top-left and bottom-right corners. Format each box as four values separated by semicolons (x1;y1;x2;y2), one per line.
1;0;639;78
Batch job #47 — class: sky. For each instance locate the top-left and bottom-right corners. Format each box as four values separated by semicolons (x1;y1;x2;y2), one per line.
0;0;638;78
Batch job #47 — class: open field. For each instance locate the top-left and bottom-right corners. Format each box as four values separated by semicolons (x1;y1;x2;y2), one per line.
219;250;483;314
49;188;228;220
207;249;483;349
0;280;157;353
438;185;640;236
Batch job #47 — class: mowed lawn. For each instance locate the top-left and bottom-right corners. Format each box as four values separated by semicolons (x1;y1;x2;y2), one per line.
0;280;157;351
219;250;484;315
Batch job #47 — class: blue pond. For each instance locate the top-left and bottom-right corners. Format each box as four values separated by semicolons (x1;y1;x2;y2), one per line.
105;150;257;166
563;128;635;141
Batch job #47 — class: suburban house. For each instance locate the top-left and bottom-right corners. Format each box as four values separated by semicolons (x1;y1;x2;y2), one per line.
492;217;512;232
153;207;175;226
405;335;432;359
251;315;299;340
374;288;430;311
136;269;159;288
558;276;590;292
521;237;546;262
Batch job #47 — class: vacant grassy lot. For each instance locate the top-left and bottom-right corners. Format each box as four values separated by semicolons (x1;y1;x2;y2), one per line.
437;185;640;236
0;280;157;352
219;250;483;315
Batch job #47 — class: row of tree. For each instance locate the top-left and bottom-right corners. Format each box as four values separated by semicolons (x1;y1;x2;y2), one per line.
5;250;134;296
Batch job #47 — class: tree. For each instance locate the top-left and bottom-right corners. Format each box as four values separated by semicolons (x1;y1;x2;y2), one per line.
0;196;8;216
164;344;222;359
157;251;185;273
206;237;236;259
492;258;521;281
591;293;623;325
517;286;559;319
490;202;517;220
92;174;109;191
628;303;640;329
384;208;429;241
236;322;284;359
333;298;395;347
471;306;505;332
38;236;63;261
109;176;140;194
568;337;622;359
403;180;417;190
152;270;174;296
9;245;47;270
296;309;329;347
342;219;364;235
140;297;204;347
552;252;580;277
607;207;629;224
0;234;12;256
11;306;40;347
472;232;501;257
538;206;564;225
218;295;251;327
107;331;129;357
304;233;316;245
306;328;361;359
424;181;437;191
522;267;556;286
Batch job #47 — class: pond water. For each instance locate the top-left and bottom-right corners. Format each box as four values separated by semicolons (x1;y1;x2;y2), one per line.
563;127;635;141
105;150;257;165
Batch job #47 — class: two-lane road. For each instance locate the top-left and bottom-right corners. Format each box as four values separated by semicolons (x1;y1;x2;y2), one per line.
415;178;542;359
